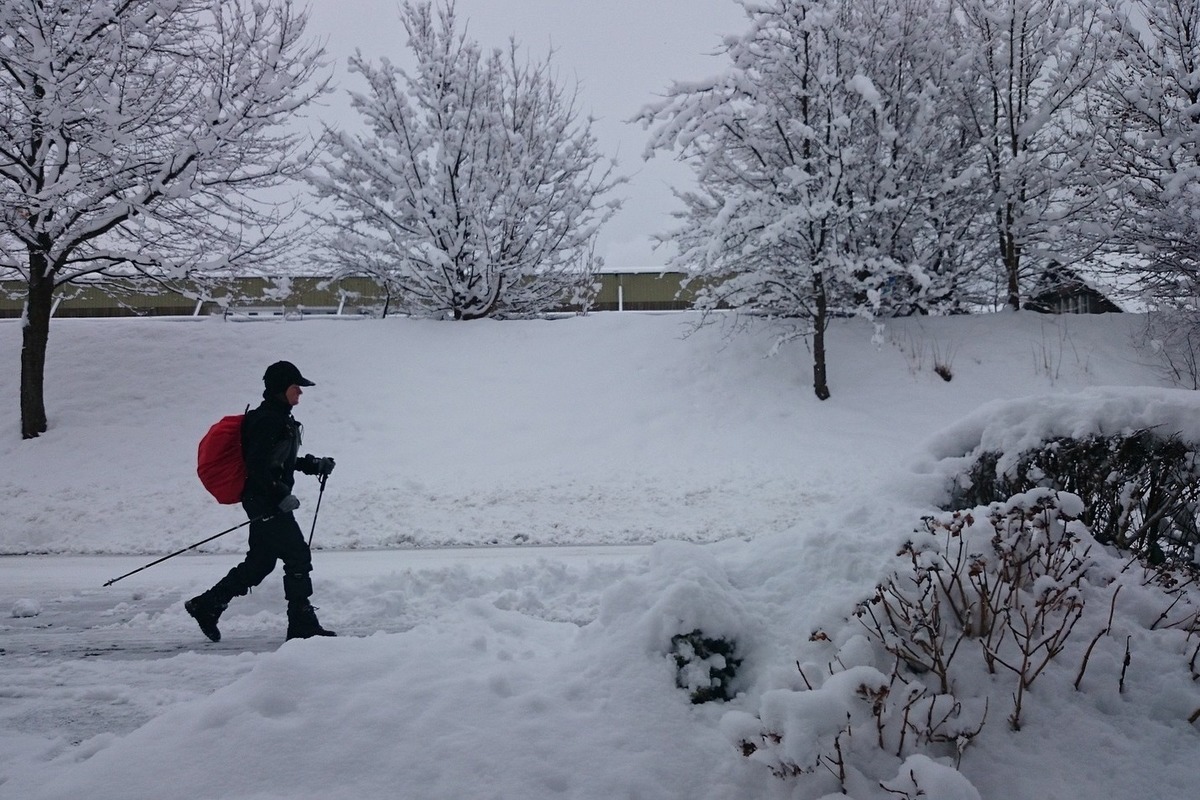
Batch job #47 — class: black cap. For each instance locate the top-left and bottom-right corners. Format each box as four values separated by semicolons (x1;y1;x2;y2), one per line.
263;361;315;394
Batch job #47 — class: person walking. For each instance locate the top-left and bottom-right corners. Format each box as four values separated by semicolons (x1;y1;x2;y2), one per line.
185;360;337;642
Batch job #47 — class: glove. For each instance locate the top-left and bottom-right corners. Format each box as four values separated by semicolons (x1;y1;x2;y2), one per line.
278;494;300;513
298;454;336;477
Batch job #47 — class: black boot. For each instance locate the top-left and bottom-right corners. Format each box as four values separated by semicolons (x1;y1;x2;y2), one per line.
286;603;336;640
185;595;228;642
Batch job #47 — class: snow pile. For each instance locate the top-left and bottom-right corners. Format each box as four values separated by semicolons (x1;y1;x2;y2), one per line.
10;599;40;618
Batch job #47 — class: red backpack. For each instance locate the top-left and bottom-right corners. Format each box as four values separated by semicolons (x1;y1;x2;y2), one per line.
197;414;247;504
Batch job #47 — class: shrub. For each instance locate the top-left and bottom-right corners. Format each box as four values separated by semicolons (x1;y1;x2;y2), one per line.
859;490;1090;730
727;489;1200;794
670;630;742;703
948;430;1200;569
732;492;1080;792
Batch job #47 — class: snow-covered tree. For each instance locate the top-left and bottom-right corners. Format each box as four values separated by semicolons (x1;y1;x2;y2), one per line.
312;1;621;320
945;0;1117;310
1097;0;1200;300
0;0;327;439
840;0;988;313
1094;0;1200;385
640;0;970;400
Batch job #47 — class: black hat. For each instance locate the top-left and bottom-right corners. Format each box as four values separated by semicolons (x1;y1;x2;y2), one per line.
263;361;315;394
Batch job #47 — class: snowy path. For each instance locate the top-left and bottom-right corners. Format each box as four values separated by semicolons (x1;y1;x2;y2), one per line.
0;546;648;748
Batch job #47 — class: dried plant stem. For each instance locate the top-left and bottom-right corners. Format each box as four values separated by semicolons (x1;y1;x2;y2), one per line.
1119;637;1132;694
1076;586;1122;690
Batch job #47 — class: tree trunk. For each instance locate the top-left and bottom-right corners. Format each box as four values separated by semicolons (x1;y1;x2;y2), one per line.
458;273;503;321
812;271;831;401
21;264;53;439
1002;205;1021;310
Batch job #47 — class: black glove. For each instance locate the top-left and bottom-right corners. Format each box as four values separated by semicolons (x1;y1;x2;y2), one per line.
278;494;300;513
298;454;336;477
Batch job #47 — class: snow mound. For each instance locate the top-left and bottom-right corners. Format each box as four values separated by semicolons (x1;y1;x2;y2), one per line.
10;599;40;618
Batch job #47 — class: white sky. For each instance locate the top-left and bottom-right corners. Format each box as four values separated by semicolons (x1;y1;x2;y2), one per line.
303;0;749;268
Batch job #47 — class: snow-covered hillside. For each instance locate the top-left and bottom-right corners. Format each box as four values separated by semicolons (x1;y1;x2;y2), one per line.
0;311;1163;555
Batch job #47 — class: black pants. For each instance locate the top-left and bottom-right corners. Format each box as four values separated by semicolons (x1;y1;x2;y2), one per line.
205;506;313;607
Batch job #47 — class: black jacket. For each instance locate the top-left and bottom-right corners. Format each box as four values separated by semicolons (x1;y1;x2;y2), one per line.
241;397;303;514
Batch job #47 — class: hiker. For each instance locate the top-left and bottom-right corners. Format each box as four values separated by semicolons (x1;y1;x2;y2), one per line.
186;360;337;642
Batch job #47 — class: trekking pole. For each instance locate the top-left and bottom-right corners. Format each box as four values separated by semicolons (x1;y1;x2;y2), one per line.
308;473;329;547
102;513;272;587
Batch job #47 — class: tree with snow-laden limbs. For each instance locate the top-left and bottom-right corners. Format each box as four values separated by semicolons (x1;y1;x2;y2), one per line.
1093;0;1200;381
1096;0;1200;278
639;0;974;401
311;0;622;321
0;0;327;439
945;0;1118;311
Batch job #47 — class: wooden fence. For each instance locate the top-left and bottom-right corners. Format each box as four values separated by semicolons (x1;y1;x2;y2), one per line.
0;271;699;319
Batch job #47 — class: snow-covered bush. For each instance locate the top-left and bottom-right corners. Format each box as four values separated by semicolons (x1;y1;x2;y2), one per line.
727;491;1076;794
949;431;1200;569
879;754;982;800
860;490;1091;730
594;539;758;705
724;488;1200;797
10;598;40;618
722;651;987;794
670;630;742;703
920;387;1200;571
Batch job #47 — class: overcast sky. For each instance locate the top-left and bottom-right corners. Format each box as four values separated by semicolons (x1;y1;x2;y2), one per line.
304;0;748;269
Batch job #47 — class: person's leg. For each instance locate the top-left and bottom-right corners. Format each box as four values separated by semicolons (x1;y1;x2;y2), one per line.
275;514;335;639
185;518;280;641
203;519;281;601
274;513;313;605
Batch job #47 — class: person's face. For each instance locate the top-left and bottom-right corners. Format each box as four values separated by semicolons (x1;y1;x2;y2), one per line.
285;384;302;406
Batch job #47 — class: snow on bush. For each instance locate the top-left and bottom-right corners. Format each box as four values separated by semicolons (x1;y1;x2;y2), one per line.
916;386;1200;500
670;630;742;703
946;430;1200;565
705;391;1200;797
10;598;40;618
859;490;1091;731
879;754;982;800
596;539;757;703
914;386;1200;568
721;489;1200;798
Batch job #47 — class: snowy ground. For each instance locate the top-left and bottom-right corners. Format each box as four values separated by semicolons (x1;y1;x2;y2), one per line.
1;311;1198;799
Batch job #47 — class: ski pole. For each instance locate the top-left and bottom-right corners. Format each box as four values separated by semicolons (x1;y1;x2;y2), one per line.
308;473;328;547
102;512;273;587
